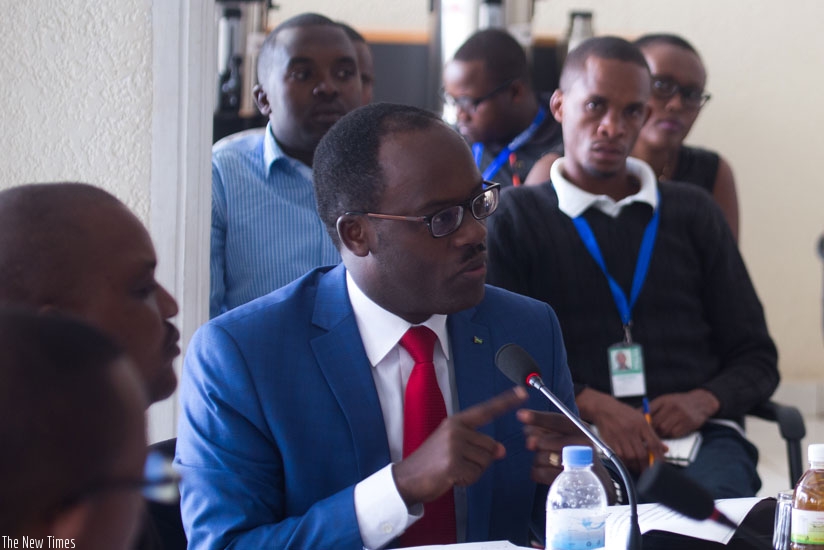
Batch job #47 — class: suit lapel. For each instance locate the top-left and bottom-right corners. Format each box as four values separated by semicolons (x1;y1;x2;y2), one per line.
448;306;495;542
310;265;391;478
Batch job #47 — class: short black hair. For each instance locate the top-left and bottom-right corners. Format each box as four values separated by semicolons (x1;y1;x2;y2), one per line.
338;22;366;44
257;12;341;84
0;308;135;534
453;28;530;84
634;33;700;57
559;36;650;91
313;103;444;246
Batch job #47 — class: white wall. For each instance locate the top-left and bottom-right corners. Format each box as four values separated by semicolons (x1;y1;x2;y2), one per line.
0;0;153;221
271;1;428;32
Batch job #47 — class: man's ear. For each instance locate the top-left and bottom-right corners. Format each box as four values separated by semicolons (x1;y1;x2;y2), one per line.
336;215;372;258
253;84;271;117
549;89;564;123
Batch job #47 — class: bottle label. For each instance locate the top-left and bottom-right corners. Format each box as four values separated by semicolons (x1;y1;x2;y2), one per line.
546;509;606;550
791;508;824;545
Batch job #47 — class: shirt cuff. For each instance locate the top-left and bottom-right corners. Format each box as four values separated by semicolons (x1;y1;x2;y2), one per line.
354;463;422;549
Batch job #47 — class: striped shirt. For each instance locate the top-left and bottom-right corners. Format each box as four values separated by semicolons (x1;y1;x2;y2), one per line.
210;124;341;318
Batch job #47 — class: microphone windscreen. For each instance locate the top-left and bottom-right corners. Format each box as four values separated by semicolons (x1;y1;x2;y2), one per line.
495;344;542;386
637;461;715;520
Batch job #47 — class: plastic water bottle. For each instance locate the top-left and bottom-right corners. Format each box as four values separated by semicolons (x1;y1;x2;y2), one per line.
546;445;607;550
791;444;824;549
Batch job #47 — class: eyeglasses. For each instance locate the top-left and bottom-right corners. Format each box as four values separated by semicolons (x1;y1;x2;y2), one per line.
651;76;711;108
346;181;501;238
58;450;182;509
139;450;182;504
441;79;516;113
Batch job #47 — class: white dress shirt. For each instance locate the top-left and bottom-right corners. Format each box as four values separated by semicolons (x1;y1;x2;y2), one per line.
348;271;457;549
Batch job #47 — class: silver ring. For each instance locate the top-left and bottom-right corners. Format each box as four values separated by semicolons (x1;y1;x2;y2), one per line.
548;452;561;467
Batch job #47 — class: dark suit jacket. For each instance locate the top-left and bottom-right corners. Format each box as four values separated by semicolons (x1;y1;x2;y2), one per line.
176;264;576;549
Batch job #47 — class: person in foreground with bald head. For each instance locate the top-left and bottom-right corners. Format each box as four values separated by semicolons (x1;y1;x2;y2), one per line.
0;308;148;549
0;182;181;404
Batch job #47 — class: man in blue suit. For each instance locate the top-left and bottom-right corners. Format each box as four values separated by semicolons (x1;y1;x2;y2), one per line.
176;103;601;548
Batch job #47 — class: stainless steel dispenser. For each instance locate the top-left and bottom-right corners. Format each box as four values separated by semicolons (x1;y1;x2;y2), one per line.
215;0;270;117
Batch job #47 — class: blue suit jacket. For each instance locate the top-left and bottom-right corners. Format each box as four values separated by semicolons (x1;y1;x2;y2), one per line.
176;264;577;549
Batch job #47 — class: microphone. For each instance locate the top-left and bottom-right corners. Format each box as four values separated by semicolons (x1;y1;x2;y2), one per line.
637;460;770;550
495;343;641;550
637;461;737;528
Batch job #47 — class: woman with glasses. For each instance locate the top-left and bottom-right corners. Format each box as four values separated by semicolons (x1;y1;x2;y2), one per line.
631;33;739;242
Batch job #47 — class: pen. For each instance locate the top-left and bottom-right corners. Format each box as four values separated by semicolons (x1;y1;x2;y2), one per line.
643;397;654;466
509;153;522;187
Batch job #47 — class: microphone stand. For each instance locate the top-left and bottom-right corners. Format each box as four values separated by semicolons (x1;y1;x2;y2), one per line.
528;374;642;550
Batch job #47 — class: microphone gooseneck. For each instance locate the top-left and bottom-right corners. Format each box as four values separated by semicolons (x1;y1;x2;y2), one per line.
495;344;641;550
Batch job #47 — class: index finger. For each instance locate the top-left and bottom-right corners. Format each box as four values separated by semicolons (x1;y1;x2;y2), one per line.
455;386;528;429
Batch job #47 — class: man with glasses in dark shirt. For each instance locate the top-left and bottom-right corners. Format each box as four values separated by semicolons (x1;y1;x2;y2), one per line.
442;29;563;188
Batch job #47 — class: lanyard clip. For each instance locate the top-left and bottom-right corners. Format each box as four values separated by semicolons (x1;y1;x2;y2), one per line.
623;323;633;345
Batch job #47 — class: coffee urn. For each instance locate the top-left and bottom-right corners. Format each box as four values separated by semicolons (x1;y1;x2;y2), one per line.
215;0;271;118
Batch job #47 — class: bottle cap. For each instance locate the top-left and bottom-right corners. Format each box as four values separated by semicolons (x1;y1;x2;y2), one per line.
562;445;593;467
809;444;824;463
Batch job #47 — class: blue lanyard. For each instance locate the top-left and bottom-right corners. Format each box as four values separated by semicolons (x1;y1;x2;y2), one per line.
571;197;660;331
472;107;547;181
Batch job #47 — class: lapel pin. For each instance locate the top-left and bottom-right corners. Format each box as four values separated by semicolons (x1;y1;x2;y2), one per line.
473;336;483;345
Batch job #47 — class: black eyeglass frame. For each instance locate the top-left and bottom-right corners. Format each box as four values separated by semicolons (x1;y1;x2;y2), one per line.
345;181;501;238
651;76;711;108
440;78;517;113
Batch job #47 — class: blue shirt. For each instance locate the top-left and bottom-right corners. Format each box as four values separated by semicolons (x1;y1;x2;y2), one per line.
210;124;341;318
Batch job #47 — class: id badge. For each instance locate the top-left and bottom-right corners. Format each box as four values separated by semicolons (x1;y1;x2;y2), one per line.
608;343;646;398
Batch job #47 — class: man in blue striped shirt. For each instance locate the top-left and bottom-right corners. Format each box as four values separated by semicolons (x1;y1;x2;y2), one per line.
210;13;363;318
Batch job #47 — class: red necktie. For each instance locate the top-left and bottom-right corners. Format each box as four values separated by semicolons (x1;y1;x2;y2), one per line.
398;326;457;546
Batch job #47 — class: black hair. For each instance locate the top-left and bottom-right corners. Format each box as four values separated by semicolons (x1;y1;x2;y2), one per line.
313;103;444;246
559;36;650;91
452;28;530;84
338;22;366;44
0;308;137;535
633;33;700;57
257;13;341;83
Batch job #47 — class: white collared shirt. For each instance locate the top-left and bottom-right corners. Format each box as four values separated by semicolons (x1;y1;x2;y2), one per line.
348;271;456;549
550;156;658;218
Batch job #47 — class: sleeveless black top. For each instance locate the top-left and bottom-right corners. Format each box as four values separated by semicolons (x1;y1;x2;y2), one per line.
669;145;720;193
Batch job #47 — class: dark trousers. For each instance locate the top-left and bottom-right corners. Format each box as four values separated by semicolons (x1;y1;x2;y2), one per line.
682;423;761;499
